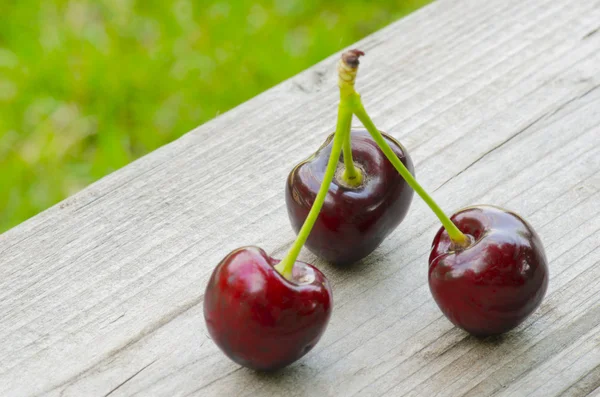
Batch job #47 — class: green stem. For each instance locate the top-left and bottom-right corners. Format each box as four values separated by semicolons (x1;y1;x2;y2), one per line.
274;101;353;279
341;118;363;186
353;101;470;247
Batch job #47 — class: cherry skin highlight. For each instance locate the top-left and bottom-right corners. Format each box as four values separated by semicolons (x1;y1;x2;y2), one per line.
203;246;332;371
428;205;549;336
286;129;415;265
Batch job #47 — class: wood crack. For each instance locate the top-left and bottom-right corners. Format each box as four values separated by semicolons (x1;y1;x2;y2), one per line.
292;81;309;93
109;314;125;325
103;359;157;397
41;295;203;396
183;367;244;397
433;112;547;193
541;83;600;122
434;83;600;194
557;361;600;395
583;27;600;39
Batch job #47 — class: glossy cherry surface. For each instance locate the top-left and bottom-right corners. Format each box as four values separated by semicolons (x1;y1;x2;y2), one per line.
286;128;414;265
428;205;549;336
203;246;332;371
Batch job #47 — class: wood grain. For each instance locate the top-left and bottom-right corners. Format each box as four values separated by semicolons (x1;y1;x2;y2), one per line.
2;0;600;395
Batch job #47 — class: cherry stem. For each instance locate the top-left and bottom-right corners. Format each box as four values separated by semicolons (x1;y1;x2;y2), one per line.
275;49;366;279
274;98;352;279
341;120;363;186
338;49;365;188
353;102;470;247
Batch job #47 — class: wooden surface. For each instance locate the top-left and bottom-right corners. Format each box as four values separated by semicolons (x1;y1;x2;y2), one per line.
2;0;600;395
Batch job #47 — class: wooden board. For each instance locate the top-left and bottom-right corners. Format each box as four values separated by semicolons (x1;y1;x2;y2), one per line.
2;0;600;395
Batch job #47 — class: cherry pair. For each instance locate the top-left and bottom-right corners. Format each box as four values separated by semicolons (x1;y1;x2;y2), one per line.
203;50;549;371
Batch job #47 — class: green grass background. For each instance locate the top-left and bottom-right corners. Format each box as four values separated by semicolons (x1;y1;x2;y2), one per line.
0;0;431;233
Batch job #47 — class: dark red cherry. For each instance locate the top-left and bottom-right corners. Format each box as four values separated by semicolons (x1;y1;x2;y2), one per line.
286;129;414;265
428;205;549;336
203;246;332;371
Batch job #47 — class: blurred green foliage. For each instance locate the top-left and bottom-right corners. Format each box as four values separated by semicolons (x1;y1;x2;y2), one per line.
0;0;431;233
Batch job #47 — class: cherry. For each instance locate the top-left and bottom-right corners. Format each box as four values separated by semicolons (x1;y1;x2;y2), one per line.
286;128;414;265
428;205;549;336
204;246;332;370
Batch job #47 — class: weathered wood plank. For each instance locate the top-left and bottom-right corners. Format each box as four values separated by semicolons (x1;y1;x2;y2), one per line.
1;0;600;395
